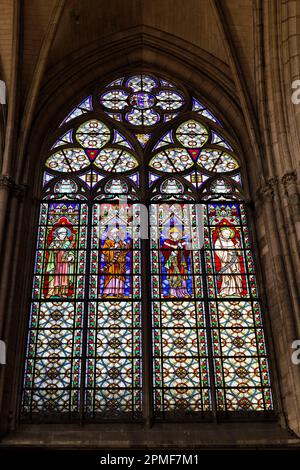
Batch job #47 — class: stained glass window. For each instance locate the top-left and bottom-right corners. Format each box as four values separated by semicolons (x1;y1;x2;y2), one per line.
21;73;273;422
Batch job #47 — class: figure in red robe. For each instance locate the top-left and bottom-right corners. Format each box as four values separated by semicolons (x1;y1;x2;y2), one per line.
161;227;190;298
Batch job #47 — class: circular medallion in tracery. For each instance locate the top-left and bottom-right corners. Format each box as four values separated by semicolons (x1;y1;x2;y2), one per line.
128;92;156;110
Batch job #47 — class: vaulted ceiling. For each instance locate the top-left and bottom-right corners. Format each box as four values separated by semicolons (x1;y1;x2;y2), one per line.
0;0;255;101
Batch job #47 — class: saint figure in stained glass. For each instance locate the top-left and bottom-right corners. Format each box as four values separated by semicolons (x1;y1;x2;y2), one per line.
161;227;190;298
101;227;131;298
44;220;75;298
213;224;246;297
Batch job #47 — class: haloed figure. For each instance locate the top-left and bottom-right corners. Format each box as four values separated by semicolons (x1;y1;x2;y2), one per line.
214;226;243;297
161;227;190;298
101;227;130;298
46;226;75;298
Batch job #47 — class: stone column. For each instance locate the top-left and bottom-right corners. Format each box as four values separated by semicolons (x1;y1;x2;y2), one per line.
255;178;300;436
0;177;26;434
282;170;300;243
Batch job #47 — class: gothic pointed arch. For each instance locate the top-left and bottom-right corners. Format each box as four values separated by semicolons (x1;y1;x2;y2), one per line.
21;72;273;422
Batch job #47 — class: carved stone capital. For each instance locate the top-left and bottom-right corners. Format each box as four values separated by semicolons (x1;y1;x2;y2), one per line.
257;178;278;202
0;175;15;190
11;183;27;201
281;171;300;217
0;175;27;200
281;171;297;192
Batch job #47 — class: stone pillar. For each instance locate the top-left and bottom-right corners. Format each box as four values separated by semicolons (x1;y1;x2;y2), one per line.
255;178;300;436
0;176;26;434
282;170;300;242
0;176;14;258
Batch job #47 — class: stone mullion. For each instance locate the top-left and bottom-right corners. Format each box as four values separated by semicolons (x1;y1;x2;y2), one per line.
140;151;153;426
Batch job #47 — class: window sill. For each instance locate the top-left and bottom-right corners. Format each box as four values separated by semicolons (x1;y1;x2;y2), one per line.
1;421;299;449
